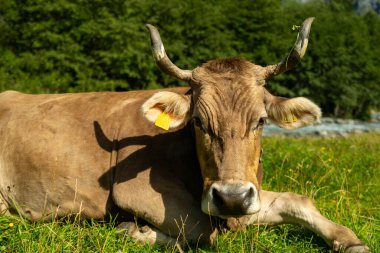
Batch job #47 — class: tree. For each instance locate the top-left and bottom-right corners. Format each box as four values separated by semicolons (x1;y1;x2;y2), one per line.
0;0;379;118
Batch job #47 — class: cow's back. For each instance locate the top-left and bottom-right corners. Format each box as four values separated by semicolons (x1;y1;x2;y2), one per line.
0;88;189;220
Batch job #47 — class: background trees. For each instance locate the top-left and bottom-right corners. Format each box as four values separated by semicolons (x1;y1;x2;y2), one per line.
0;0;379;119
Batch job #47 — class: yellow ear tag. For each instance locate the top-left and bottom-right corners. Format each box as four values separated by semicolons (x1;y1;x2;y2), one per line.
155;112;172;130
283;114;299;123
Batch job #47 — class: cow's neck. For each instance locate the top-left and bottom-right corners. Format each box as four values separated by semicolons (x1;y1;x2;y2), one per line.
114;123;204;202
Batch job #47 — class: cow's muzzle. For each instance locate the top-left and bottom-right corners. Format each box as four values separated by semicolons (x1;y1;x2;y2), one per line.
201;181;260;217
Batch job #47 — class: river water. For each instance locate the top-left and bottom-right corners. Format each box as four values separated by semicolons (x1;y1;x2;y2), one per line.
263;120;380;137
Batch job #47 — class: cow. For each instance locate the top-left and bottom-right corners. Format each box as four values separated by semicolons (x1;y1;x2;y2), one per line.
0;18;369;252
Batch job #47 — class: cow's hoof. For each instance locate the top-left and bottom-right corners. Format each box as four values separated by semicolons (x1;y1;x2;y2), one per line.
333;240;370;253
116;221;138;237
344;245;371;253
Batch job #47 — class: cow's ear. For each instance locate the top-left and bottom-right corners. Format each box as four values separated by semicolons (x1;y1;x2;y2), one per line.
264;89;321;129
142;91;192;130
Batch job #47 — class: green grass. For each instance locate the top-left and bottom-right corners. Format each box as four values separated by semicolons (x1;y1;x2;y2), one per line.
1;133;379;252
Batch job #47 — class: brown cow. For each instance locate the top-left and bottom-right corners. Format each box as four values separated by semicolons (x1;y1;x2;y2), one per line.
0;18;369;252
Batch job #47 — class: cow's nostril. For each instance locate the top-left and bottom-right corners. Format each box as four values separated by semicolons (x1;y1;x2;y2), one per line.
249;187;254;198
212;187;224;208
242;187;255;208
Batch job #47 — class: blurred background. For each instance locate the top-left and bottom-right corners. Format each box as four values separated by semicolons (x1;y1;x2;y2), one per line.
0;0;379;119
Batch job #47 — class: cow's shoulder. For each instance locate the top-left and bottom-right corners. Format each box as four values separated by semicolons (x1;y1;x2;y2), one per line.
0;90;22;96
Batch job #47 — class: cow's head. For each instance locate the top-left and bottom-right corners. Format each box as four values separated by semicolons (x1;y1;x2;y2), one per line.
142;18;320;217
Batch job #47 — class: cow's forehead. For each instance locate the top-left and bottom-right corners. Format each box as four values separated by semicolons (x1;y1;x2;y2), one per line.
192;58;266;86
191;59;267;136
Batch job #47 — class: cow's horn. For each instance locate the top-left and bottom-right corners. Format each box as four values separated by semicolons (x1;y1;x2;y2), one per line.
146;24;192;81
264;17;315;79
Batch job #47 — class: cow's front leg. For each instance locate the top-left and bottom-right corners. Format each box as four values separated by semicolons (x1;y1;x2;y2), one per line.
112;174;217;247
243;190;370;253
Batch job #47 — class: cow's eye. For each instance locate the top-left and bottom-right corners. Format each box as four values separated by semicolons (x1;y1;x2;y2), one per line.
258;117;267;127
193;117;204;130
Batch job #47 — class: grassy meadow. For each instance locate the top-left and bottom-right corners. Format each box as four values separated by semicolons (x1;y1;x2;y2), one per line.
0;133;379;252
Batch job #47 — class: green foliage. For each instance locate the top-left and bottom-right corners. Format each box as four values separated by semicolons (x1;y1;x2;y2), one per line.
1;133;379;252
278;0;380;119
0;0;379;118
